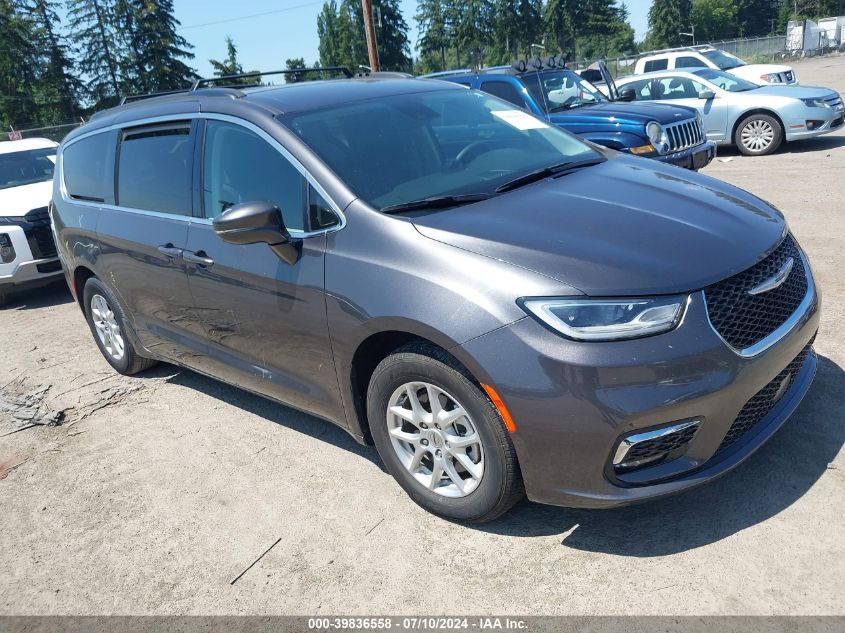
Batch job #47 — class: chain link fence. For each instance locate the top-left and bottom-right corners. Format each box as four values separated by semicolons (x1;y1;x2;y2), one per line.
2;121;85;144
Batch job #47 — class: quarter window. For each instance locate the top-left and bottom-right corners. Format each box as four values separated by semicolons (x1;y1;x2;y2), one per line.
675;56;705;68
643;59;669;72
63;133;110;202
479;81;527;109
202;120;305;231
308;185;339;230
117;124;193;215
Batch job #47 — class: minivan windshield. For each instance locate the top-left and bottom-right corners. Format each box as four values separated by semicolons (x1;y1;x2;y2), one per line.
520;70;608;113
692;68;759;92
701;49;746;71
281;88;602;211
0;147;56;190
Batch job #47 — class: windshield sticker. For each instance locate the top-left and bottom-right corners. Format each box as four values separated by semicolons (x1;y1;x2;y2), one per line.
492;110;549;130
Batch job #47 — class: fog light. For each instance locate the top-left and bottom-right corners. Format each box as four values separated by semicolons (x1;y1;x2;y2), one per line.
0;234;15;263
613;419;700;473
806;120;824;131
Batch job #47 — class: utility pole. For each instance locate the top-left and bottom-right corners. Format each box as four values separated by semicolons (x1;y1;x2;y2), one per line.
361;0;379;71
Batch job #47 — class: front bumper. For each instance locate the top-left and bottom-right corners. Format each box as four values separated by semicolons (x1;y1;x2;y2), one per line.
0;225;63;292
459;281;820;508
656;141;717;170
784;107;844;141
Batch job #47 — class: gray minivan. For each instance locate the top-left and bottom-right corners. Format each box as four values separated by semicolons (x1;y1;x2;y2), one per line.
52;75;820;522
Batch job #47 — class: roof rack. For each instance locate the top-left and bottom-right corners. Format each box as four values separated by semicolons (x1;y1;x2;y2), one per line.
417;69;473;79
191;67;353;90
119;88;192;105
637;44;713;56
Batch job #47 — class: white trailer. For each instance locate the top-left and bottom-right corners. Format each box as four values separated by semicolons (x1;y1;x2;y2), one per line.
818;16;845;46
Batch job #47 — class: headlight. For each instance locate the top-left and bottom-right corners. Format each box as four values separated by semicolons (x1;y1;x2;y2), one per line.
801;98;829;108
519;295;688;341
761;73;782;84
646;121;669;154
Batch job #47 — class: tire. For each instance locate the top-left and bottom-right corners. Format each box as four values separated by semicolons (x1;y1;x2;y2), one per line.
0;288;8;308
367;342;523;523
734;114;783;156
82;277;157;375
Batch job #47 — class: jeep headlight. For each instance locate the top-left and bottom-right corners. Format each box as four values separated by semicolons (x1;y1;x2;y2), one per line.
519;295;688;341
646;121;669;154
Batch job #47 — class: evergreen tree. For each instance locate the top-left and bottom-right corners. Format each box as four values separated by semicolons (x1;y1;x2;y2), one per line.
645;0;693;49
27;0;81;123
209;37;258;84
737;0;780;36
691;0;739;41
0;0;40;128
415;0;449;72
115;0;196;93
372;0;412;71
318;0;344;67
67;0;121;105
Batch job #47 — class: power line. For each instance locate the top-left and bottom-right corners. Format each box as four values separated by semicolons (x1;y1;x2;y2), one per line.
177;1;325;32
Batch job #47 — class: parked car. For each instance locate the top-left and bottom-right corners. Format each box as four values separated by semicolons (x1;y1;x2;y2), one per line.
53;75;819;522
423;61;716;171
634;45;797;85
616;67;844;155
0;137;63;307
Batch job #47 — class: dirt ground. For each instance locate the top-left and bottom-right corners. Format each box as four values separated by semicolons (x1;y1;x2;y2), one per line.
1;55;844;616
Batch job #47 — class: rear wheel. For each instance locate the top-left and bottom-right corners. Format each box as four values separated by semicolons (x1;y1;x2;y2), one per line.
735;114;783;156
83;277;157;375
367;343;523;522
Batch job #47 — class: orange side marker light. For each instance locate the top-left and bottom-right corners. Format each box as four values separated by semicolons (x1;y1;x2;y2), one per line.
481;383;517;433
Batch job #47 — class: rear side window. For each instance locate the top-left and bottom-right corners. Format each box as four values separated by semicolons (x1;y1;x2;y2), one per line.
63;133;110;202
644;58;669;72
202;120;306;231
117;124;193;215
676;56;705;68
479;81;527;109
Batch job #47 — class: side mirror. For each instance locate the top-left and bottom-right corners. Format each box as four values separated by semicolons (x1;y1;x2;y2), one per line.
617;88;636;102
212;200;301;265
698;89;716;100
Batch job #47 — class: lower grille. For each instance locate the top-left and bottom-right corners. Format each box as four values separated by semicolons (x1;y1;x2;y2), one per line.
704;234;808;351
716;342;813;454
22;207;57;259
613;420;700;473
665;119;704;152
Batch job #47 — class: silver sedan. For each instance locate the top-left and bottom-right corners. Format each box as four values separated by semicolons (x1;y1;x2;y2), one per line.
616;68;844;155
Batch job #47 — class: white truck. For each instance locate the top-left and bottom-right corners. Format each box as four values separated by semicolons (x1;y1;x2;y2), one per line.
0;138;63;307
634;45;797;86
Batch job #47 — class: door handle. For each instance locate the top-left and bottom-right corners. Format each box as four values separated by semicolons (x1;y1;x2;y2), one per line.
183;250;214;267
157;244;183;258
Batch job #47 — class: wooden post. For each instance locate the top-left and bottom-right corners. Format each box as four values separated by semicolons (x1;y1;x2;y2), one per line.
361;0;380;71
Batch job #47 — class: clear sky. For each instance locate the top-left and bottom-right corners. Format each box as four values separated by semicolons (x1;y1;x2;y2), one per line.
171;0;653;78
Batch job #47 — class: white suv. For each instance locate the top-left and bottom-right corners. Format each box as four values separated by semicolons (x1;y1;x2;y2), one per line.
634;46;797;86
0;138;63;306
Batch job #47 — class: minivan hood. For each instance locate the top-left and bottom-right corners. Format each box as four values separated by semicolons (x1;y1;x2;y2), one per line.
412;156;785;296
0;180;52;218
551;101;697;126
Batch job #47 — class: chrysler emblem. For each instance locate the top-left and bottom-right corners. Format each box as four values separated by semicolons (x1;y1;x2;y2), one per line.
748;257;794;296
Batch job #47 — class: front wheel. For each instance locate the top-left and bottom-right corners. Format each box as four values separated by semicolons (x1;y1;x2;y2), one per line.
367;343;523;522
734;114;783;156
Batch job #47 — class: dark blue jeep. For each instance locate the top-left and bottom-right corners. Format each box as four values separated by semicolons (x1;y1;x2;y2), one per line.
422;61;716;170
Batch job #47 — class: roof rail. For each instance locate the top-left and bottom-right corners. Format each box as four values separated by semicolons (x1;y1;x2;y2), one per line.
119;88;192;105
417;69;473;79
191;67;353;90
637;44;713;56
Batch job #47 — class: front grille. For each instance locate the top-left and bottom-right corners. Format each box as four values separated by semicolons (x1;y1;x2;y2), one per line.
784;71;795;83
22;206;57;259
615;423;699;473
665;119;704;152
704;234;808;351
824;94;843;109
716;342;813;454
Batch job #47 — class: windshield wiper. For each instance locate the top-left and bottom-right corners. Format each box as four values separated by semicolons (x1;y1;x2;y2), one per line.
495;157;605;193
381;193;494;215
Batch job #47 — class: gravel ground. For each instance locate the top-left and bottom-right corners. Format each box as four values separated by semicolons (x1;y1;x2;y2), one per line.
1;55;843;616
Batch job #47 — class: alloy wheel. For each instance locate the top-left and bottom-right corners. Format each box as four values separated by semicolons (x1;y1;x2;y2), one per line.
90;294;125;361
386;381;484;498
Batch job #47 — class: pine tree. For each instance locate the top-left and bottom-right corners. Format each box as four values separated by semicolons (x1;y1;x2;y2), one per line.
318;0;343;67
26;0;81;123
116;0;196;93
691;0;739;41
416;0;449;72
645;0;693;49
0;0;40;128
372;0;412;71
67;0;121;105
737;0;780;37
